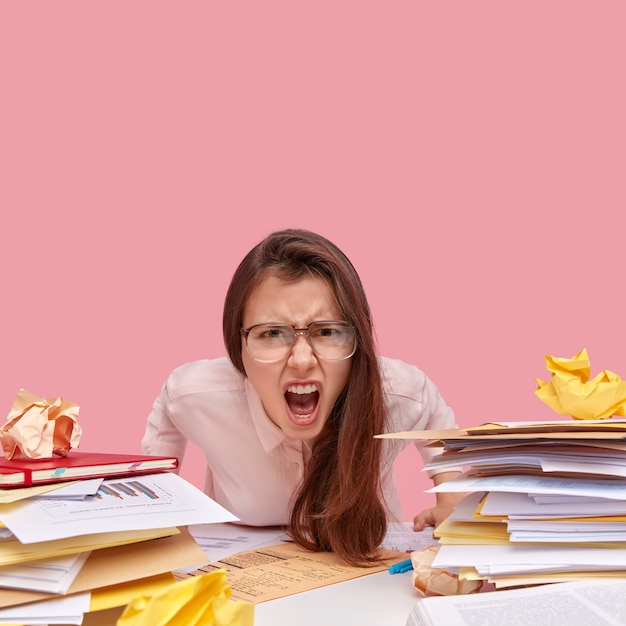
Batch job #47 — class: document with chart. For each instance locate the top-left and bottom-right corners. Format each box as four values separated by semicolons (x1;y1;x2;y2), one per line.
0;472;238;543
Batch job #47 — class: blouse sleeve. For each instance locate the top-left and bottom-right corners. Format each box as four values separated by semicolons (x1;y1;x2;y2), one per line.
141;378;188;467
381;356;458;479
414;374;458;477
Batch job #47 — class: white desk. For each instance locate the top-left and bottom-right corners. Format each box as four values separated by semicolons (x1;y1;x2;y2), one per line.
254;568;419;626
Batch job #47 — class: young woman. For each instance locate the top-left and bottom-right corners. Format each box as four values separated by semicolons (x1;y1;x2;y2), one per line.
142;229;461;566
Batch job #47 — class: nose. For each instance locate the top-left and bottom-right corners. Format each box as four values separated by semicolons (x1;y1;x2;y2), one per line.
287;332;317;368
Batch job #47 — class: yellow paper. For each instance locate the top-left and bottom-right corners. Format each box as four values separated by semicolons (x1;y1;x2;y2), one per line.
116;569;253;626
0;528;180;567
0;389;82;460
535;349;626;420
90;573;177;612
434;518;510;545
0;481;81;504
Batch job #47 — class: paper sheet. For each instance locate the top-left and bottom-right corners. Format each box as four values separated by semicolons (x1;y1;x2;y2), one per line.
481;491;626;518
0;551;90;594
428;472;626;500
186;522;437;564
0;481;89;504
0;472;238;543
433;543;626;569
0;592;90;625
186;523;287;564
406;579;626;626
380;522;439;552
177;541;407;604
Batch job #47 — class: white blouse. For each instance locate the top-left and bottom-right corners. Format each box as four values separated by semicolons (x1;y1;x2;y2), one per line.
141;355;457;525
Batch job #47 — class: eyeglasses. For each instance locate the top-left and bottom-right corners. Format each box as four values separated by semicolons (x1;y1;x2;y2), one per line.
240;321;356;363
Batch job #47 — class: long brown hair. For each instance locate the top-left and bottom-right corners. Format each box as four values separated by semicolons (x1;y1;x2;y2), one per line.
223;229;388;566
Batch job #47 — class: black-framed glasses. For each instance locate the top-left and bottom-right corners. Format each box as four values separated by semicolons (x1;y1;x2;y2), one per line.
240;321;356;363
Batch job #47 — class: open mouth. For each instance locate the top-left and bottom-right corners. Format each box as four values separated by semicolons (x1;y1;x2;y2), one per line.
285;384;320;419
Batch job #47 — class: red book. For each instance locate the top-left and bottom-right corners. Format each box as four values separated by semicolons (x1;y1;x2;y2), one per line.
0;451;179;488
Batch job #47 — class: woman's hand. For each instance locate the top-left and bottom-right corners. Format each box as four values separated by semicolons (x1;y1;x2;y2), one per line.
413;471;465;531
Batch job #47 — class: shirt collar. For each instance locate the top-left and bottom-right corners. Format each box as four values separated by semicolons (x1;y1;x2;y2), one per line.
244;378;288;452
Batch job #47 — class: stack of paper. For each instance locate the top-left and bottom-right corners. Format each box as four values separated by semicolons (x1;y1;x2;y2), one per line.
0;468;238;623
378;419;626;589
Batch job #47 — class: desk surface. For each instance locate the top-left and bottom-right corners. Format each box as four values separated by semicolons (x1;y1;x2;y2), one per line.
254;568;419;626
83;569;420;626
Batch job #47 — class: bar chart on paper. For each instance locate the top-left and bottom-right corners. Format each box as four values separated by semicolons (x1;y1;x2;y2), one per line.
0;472;238;544
40;477;181;512
96;480;161;500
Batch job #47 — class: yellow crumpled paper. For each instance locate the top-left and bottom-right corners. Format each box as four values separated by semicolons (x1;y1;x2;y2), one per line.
410;546;482;596
0;388;82;460
116;569;254;626
535;349;626;420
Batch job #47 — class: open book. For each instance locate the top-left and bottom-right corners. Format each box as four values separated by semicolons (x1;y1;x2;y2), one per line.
406;579;626;625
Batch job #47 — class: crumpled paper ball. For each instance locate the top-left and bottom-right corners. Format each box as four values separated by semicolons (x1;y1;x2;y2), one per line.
535;349;626;420
0;388;82;460
410;546;482;596
116;569;254;626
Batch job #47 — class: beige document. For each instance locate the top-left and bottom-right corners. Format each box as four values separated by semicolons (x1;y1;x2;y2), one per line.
178;541;406;603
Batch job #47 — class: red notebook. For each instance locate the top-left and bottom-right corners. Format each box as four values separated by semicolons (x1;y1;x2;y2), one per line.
0;451;179;488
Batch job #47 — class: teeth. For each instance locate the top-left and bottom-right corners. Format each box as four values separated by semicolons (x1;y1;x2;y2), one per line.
287;384;317;395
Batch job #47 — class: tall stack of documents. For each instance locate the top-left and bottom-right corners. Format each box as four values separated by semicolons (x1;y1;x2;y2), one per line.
379;419;626;589
0;468;238;624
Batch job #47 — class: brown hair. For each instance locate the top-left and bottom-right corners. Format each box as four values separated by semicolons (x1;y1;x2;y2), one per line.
223;229;388;566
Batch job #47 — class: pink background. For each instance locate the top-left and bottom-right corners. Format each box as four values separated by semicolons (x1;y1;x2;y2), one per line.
2;3;625;520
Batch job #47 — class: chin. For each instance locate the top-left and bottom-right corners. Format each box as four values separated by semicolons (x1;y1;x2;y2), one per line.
283;419;325;442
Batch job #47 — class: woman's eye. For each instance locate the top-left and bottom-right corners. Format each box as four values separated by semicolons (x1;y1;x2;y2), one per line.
261;328;289;339
314;326;341;339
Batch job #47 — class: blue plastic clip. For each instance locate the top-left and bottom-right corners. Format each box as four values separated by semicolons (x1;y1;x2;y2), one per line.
388;558;414;574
